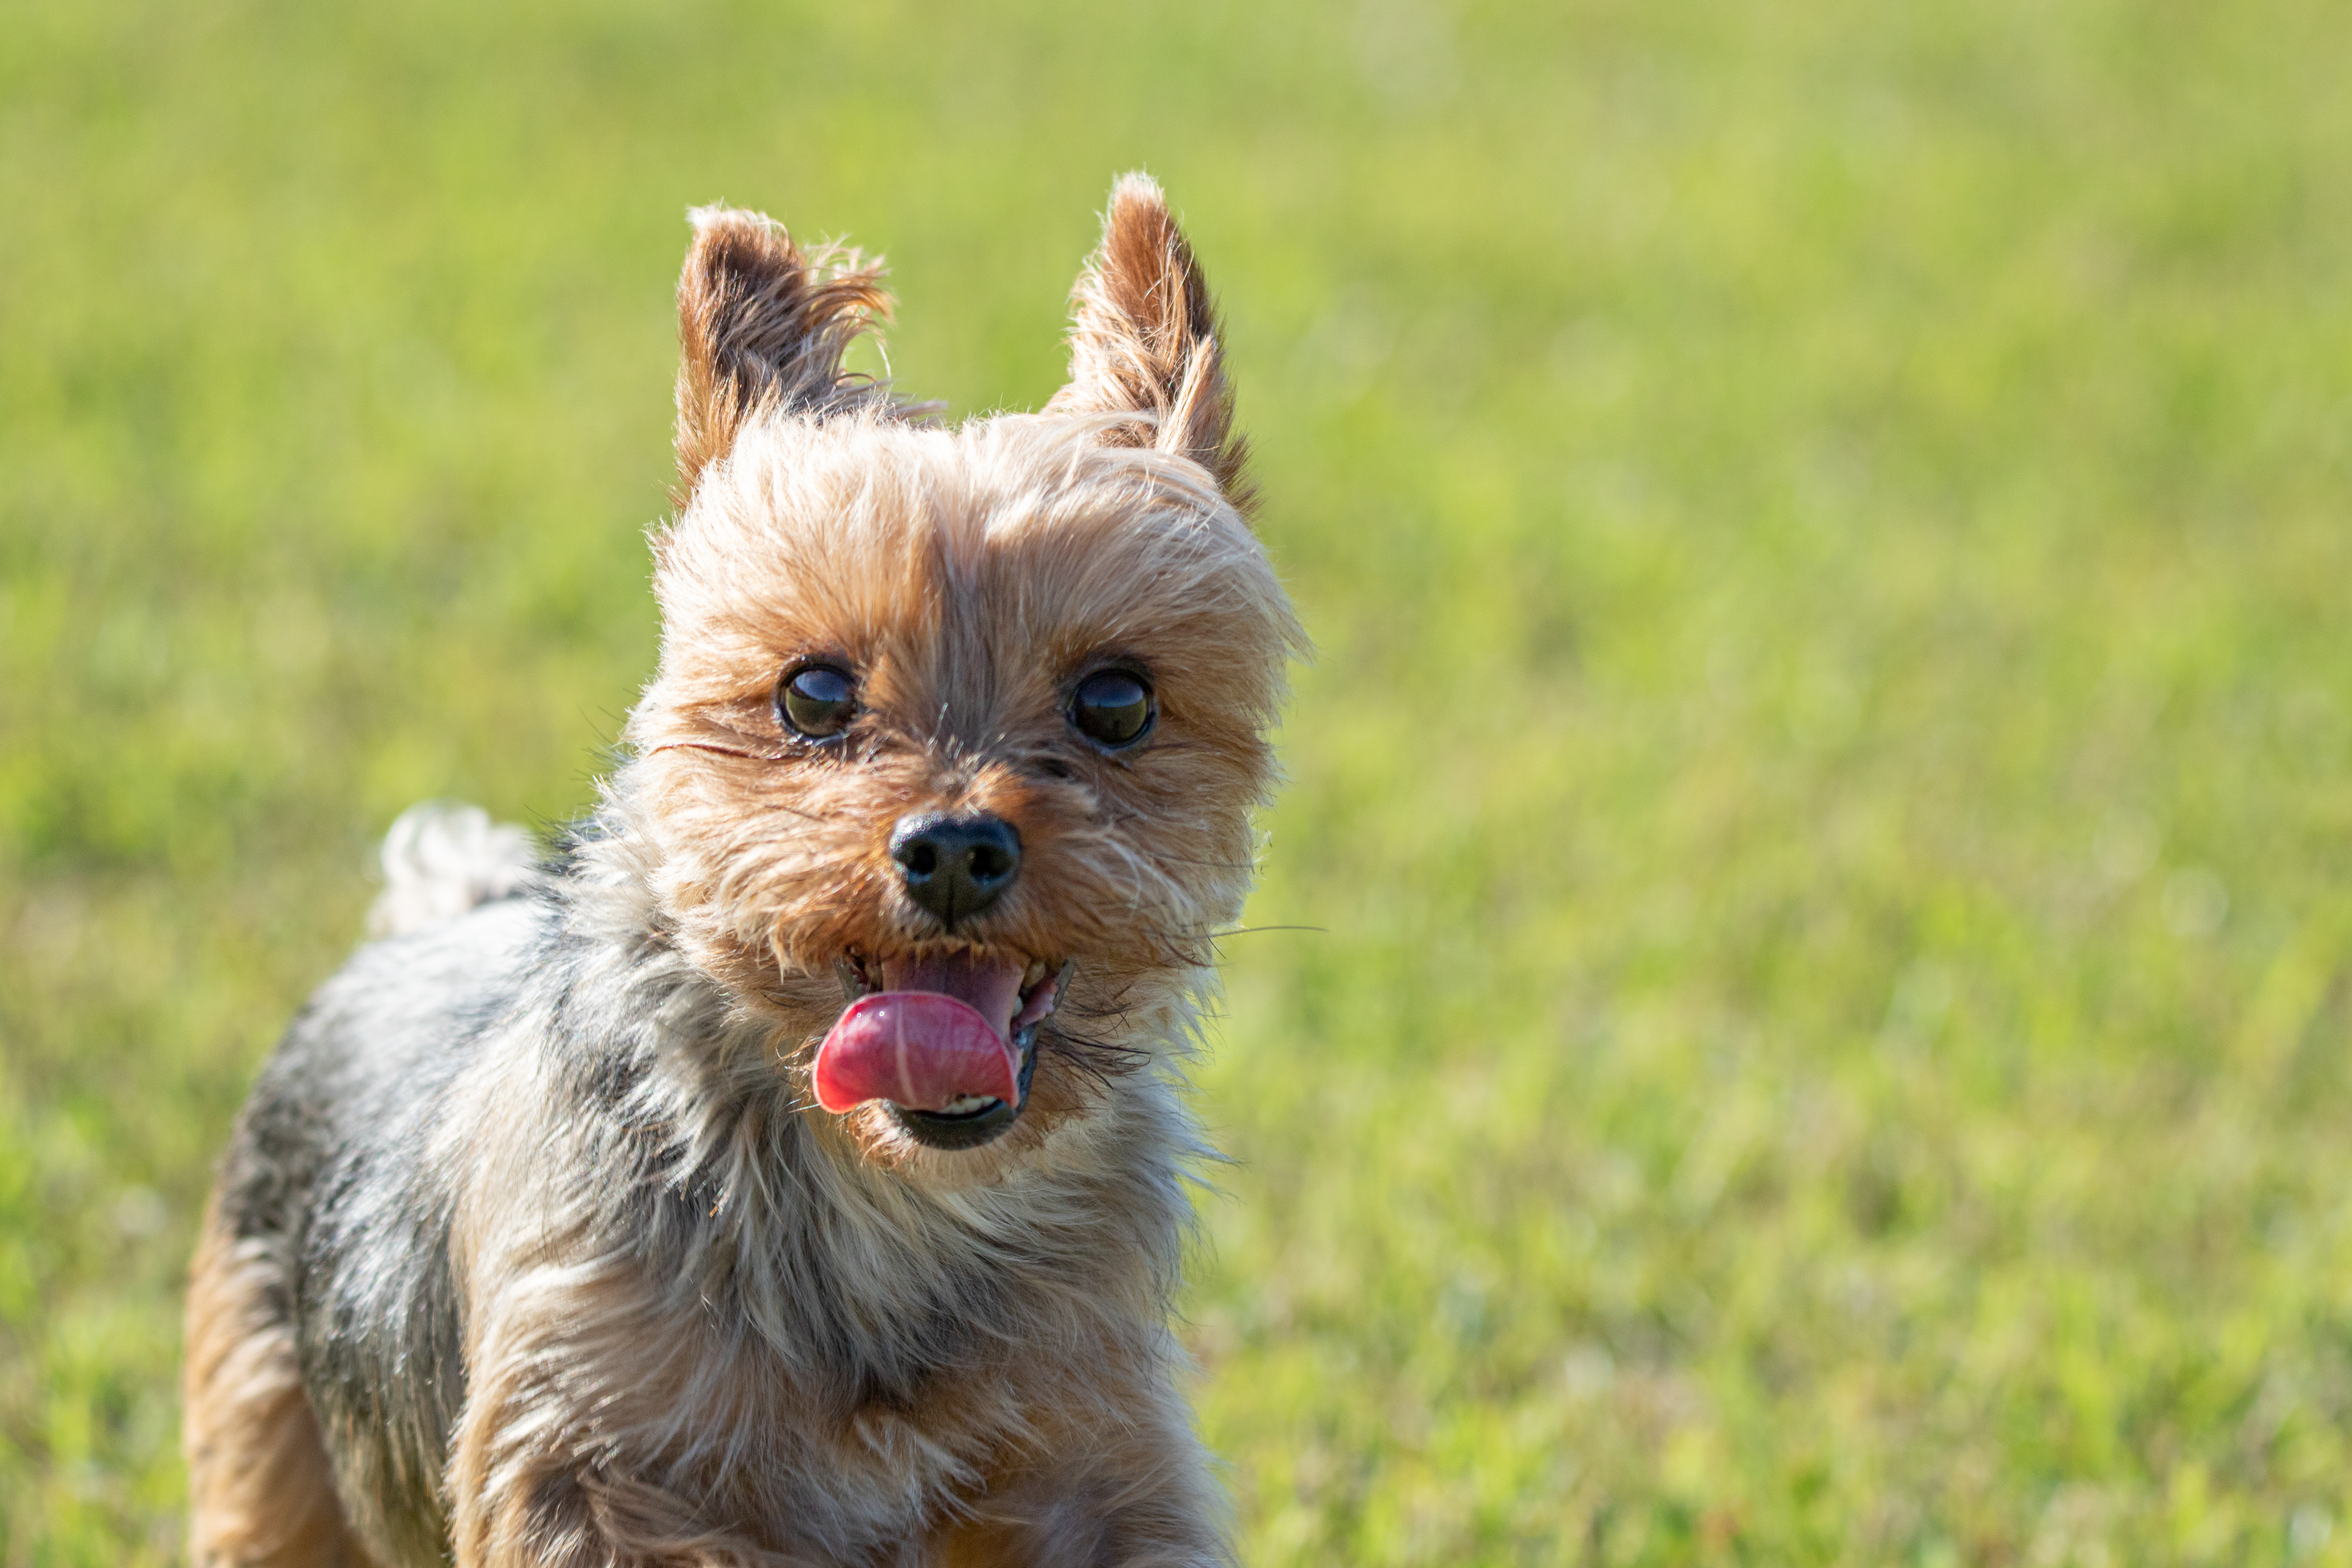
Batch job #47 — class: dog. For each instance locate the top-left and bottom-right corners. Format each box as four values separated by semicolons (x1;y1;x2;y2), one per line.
182;175;1303;1568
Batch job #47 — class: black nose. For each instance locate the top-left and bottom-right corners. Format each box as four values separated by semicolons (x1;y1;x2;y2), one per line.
890;812;1022;929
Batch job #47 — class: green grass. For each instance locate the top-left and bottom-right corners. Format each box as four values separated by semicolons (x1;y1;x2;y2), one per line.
9;0;2352;1561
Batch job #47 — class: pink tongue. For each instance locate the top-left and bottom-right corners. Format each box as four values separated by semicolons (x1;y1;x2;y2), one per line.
811;953;1027;1114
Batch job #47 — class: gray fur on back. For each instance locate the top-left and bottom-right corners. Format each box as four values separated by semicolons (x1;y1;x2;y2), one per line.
221;888;544;1560
220;803;548;1557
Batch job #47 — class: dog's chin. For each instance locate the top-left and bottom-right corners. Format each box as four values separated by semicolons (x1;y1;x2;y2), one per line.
887;1035;1042;1151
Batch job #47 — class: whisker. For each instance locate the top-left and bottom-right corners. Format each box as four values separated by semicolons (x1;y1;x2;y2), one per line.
647;741;791;764
1093;810;1259;875
1207;924;1328;937
1038;1022;1151;1090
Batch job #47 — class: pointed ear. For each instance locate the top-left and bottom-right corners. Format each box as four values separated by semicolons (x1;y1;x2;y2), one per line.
1046;175;1253;511
673;206;893;504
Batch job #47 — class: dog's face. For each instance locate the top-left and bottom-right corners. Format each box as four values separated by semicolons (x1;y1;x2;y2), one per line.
621;182;1300;1167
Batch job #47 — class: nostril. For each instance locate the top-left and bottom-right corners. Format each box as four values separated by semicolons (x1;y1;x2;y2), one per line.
968;845;1011;883
903;843;939;877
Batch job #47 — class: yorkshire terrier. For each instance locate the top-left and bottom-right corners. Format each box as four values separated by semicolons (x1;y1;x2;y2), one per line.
184;175;1302;1568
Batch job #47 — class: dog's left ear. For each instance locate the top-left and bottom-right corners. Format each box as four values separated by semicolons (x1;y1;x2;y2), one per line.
673;206;894;505
1047;175;1253;513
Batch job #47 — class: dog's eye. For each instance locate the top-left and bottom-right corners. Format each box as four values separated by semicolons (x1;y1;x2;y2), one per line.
1069;668;1154;750
778;663;857;740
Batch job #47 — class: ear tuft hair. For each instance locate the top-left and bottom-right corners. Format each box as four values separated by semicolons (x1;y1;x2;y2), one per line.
1047;175;1253;513
673;207;896;505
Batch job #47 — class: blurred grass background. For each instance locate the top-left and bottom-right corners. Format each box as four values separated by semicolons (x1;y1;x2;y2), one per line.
7;0;2352;1562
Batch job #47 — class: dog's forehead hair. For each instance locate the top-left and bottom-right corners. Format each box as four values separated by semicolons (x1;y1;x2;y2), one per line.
648;412;1295;742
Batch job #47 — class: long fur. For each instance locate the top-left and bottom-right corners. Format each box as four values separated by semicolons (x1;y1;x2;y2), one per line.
187;177;1302;1568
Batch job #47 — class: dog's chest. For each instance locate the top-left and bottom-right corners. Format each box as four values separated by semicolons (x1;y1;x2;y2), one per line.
652;1312;1061;1553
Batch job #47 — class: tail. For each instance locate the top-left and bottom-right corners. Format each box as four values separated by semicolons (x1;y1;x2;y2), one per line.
366;801;539;939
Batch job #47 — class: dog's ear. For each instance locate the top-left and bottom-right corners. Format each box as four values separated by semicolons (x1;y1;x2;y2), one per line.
1047;175;1253;512
673;206;893;505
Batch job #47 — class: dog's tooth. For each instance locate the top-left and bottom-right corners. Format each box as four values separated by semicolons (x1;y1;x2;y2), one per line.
1024;960;1046;986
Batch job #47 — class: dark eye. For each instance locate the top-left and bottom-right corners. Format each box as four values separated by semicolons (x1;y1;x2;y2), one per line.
778;663;857;740
1069;668;1154;750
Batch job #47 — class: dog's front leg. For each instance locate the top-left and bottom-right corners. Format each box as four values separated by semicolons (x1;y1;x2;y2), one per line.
447;1370;829;1568
442;1247;812;1568
447;1451;791;1568
446;1373;790;1568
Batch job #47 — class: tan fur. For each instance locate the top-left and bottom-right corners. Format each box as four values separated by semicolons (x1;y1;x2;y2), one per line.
673;207;899;505
184;1197;371;1568
190;177;1297;1567
1045;175;1253;513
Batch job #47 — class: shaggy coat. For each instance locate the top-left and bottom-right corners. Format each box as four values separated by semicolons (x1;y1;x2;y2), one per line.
184;176;1302;1568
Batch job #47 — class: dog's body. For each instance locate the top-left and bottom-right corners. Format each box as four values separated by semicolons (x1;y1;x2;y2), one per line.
185;179;1300;1568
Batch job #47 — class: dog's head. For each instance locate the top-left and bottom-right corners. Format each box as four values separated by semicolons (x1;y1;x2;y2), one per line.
620;178;1302;1167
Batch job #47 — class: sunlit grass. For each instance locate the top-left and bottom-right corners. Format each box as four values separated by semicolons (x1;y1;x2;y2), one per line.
8;0;2352;1562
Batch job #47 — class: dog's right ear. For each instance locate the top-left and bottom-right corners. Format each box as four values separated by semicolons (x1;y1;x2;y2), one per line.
1047;175;1254;514
673;207;893;505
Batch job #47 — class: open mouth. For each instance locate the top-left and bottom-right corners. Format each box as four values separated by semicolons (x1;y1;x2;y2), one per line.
814;950;1069;1150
